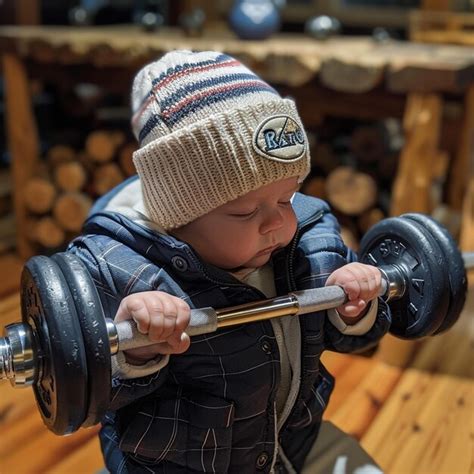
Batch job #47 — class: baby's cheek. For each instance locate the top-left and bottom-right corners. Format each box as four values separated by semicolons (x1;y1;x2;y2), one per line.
284;212;298;242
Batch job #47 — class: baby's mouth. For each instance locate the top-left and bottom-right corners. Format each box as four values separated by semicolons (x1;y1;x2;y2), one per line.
256;244;279;256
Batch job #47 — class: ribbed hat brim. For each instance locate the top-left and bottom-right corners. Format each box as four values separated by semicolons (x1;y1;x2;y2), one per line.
133;99;311;229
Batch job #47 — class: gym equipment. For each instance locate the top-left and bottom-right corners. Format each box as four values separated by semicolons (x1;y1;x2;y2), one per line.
0;214;471;434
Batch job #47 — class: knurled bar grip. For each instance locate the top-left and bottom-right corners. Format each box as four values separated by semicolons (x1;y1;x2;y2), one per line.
114;281;388;353
115;307;219;353
464;252;474;269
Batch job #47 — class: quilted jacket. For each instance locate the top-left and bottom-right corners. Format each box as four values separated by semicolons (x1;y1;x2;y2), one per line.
68;177;391;473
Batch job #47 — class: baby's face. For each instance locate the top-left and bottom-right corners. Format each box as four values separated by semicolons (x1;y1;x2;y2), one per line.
172;177;299;270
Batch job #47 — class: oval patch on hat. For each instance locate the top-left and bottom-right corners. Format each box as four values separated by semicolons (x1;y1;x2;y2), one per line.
252;115;306;162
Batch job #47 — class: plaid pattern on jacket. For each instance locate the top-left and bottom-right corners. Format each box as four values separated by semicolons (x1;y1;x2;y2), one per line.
68;179;391;473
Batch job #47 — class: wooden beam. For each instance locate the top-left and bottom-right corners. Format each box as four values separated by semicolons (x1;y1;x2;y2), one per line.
460;177;474;253
15;0;40;25
3;53;39;259
390;93;443;216
320;56;385;94
421;0;453;10
410;10;474;46
280;84;406;125
447;83;474;211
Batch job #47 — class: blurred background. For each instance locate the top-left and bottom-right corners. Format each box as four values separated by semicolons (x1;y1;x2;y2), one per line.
0;1;472;473
0;0;472;258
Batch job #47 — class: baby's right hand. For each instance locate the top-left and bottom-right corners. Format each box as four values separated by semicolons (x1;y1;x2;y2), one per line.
114;291;191;364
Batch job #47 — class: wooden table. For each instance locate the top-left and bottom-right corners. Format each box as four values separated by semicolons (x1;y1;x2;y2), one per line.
0;26;473;259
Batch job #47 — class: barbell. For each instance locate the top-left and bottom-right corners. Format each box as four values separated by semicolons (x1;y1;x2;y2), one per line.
0;213;471;436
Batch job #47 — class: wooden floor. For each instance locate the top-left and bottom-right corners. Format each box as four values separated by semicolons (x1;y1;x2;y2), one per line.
0;254;472;474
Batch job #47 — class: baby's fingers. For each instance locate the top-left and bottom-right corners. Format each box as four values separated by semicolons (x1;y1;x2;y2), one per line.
154;333;191;354
123;332;191;363
166;303;190;345
119;298;152;335
357;266;381;301
337;299;367;318
144;296;173;342
146;295;190;343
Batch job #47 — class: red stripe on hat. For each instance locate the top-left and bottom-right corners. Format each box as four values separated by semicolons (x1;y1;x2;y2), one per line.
132;59;240;126
162;80;268;119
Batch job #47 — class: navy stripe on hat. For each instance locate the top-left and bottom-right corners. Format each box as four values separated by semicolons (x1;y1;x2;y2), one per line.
159;73;271;112
135;54;234;113
138;82;277;143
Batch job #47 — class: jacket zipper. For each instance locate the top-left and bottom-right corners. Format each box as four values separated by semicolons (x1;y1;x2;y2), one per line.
197;206;325;299
277;208;326;449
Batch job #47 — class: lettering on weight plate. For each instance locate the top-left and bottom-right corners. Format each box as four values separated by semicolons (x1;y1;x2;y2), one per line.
379;240;390;258
379;239;407;259
408;302;419;319
411;278;425;296
367;253;378;265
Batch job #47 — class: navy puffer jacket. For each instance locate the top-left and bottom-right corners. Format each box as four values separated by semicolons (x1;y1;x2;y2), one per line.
68;177;391;473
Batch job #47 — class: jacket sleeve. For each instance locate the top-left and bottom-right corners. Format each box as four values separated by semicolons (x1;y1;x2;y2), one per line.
293;204;392;354
67;235;170;411
324;296;391;354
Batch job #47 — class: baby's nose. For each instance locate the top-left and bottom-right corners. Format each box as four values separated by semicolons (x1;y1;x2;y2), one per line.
260;208;284;233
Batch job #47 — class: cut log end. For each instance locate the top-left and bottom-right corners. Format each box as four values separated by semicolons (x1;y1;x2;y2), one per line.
24;178;57;214
53;192;93;233
85;130;117;163
93;163;125;196
30;217;66;248
54;161;87;192
326;166;378;216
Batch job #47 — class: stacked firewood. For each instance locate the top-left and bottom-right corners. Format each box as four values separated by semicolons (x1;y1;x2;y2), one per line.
301;120;402;250
24;130;137;251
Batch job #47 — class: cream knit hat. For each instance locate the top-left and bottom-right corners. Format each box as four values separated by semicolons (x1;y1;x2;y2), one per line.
131;50;311;230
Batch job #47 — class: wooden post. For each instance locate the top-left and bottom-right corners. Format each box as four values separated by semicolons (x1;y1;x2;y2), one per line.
447;84;474;212
390;93;443;216
385;93;444;365
460;177;473;254
421;0;453;10
3;53;40;259
15;0;40;25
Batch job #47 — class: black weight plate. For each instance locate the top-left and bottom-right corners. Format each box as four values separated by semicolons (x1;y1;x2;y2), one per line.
359;217;450;339
52;252;111;428
20;256;88;435
401;213;467;334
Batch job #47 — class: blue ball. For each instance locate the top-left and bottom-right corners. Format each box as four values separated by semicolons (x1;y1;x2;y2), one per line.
229;0;281;40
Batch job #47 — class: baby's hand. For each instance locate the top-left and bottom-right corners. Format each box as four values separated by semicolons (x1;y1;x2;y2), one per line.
325;262;382;322
114;291;191;364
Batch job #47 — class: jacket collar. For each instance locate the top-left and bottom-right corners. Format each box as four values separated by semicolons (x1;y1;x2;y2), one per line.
84;176;328;279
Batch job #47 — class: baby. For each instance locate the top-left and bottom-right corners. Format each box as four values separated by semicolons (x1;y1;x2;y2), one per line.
69;50;390;473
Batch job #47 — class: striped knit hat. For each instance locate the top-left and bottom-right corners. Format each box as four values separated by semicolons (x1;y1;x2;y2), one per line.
131;50;311;230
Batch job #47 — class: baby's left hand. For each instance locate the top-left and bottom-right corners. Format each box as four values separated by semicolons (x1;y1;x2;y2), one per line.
325;262;382;321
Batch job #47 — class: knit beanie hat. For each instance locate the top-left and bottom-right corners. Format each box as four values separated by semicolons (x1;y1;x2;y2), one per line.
131;50;311;230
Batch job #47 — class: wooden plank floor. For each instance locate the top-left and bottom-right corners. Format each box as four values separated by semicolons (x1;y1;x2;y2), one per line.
0;254;472;474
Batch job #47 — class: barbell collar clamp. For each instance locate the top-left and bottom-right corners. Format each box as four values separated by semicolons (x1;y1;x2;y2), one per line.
0;323;35;387
0;334;13;382
378;265;406;302
106;319;119;355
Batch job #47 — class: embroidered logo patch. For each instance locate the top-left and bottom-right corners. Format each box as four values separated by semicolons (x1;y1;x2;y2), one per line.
252;115;306;162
